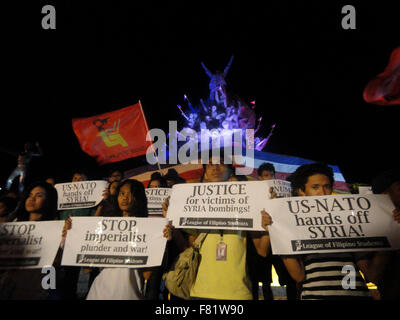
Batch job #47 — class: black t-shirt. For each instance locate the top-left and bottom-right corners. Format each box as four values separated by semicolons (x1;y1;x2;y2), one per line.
379;250;400;299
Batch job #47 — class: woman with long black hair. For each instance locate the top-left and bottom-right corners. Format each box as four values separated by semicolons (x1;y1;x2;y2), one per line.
86;179;150;300
0;181;60;300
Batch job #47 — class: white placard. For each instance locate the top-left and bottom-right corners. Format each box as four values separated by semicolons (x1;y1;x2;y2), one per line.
265;194;400;254
146;188;172;215
61;217;168;268
266;179;292;198
55;180;108;210
358;186;373;195
0;221;64;269
167;181;271;231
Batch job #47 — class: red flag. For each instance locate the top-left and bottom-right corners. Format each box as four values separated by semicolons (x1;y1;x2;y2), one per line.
363;47;400;106
72;103;153;165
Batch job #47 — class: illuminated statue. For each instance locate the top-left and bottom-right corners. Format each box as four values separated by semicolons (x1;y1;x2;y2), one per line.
174;57;273;152
237;100;256;129
201;55;234;104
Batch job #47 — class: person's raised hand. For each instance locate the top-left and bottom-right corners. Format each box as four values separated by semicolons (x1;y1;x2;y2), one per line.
62;215;72;238
162;196;170;218
163;223;174;241
269;187;277;199
261;209;273;232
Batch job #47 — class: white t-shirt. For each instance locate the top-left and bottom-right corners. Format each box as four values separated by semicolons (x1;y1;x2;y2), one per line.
86;268;145;300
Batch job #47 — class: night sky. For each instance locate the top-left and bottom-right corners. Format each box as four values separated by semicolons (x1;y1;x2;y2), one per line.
1;1;399;187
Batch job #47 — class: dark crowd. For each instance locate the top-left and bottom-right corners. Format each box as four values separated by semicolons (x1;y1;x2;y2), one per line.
0;144;399;300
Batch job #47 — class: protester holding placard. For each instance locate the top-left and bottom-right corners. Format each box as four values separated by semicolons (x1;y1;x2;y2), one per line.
58;170;97;300
90;180;121;293
262;163;373;300
86;179;152;300
146;180;172;217
163;152;270;300
0;181;62;300
58;171;97;220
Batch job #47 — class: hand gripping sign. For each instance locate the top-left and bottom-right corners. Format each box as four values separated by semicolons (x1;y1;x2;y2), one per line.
265;194;400;255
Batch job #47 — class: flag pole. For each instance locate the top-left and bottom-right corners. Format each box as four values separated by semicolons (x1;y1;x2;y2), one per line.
138;100;163;175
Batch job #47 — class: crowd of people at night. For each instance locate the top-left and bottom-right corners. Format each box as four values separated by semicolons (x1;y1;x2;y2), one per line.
0;53;399;301
0;144;399;300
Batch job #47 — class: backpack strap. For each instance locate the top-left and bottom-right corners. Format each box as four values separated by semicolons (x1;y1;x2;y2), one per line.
193;232;208;249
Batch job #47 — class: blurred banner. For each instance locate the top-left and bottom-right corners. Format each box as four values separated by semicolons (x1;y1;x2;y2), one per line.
363;47;400;106
72;103;152;165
